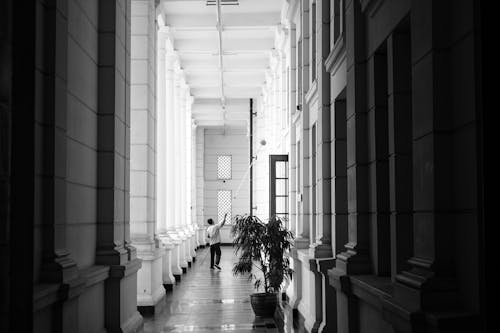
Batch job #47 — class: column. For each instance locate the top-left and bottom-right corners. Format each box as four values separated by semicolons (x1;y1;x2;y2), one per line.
296;0;311;249
166;55;183;280
173;71;189;272
309;0;333;258
96;0;142;331
35;2;83;331
195;127;206;247
329;2;369;333
191;121;200;250
333;0;370;275
392;0;460;312
130;0;165;311
186;95;197;260
179;82;192;266
288;22;297;236
156;30;177;288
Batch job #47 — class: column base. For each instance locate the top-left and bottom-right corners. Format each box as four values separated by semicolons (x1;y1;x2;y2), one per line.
138;293;166;317
309;243;333;258
121;310;143;333
294;237;310;249
288;253;302;310
295;250;321;333
163;283;174;291
105;259;143;333
136;247;166;316
182;267;187;274
335;248;371;275
394;265;459;311
313;258;336;333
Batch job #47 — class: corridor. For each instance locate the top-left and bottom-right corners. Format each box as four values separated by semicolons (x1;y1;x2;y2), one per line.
1;0;486;332
142;247;302;333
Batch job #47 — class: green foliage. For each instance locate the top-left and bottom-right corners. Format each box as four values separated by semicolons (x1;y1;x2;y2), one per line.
231;215;294;294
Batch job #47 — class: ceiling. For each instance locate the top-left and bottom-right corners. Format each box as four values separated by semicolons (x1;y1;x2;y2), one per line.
159;0;283;128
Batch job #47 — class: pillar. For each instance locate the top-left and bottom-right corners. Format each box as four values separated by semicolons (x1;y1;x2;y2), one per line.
164;48;183;280
328;2;369;333
297;0;311;249
155;28;176;289
172;70;189;272
35;2;84;331
96;0;143;331
309;0;333;259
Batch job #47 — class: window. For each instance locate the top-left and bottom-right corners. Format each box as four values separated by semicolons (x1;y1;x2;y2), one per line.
217;190;232;224
217;155;232;180
269;155;289;225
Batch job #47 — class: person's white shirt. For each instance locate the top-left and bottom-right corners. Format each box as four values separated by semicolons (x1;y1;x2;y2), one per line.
207;215;227;245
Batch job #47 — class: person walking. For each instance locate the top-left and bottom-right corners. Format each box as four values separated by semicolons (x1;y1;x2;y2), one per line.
207;213;227;270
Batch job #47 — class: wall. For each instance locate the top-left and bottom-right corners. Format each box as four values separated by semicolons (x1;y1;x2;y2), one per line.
5;0;144;331
274;1;483;333
203;127;250;244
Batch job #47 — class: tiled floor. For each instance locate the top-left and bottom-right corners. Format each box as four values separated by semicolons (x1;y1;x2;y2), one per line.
141;246;306;333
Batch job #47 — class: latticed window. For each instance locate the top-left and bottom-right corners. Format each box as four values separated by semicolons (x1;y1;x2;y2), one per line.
217;190;232;224
217;155;232;180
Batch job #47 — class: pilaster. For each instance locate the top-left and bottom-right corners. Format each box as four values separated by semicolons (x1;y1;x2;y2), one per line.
130;0;166;313
309;0;333;259
97;1;143;331
334;0;371;275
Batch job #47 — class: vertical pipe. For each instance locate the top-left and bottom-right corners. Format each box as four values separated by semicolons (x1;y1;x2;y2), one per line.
249;98;253;216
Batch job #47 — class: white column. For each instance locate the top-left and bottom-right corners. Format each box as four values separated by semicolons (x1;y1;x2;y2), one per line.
195;127;206;246
174;72;189;271
186;95;196;259
131;0;166;309
165;50;183;278
191;121;199;249
157;37;179;282
179;81;192;266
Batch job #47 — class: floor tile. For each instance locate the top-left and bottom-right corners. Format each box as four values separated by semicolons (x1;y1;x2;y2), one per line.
141;246;305;333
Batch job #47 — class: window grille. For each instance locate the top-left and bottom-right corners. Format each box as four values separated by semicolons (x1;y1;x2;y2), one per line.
217;155;232;180
217;190;232;224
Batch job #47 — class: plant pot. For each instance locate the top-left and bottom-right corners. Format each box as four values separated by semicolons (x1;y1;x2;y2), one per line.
250;292;278;317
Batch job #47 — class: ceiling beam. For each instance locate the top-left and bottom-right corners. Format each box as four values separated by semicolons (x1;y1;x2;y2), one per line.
164;13;280;29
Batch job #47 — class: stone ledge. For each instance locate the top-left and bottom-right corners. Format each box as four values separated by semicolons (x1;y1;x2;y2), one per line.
108;258;142;279
34;265;110;311
80;265;110;288
350;275;393;310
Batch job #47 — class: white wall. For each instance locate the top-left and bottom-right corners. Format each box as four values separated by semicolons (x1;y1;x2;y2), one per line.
202;127;250;243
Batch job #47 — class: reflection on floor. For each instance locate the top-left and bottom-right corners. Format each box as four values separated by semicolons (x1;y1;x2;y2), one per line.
141;246;306;333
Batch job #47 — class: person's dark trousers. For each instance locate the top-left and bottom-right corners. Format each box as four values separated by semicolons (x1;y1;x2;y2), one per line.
210;242;221;267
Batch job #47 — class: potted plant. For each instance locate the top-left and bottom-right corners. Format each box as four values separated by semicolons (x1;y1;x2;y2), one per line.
231;214;294;317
